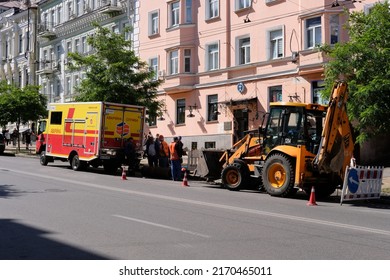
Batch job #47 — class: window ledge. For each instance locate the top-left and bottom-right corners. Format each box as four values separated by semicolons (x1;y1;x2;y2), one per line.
148;33;160;39
205;16;220;23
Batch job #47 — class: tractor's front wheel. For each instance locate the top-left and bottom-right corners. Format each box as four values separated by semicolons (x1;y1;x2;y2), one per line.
221;162;248;191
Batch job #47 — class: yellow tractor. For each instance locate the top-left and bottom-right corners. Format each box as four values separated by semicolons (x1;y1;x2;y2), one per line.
197;81;355;198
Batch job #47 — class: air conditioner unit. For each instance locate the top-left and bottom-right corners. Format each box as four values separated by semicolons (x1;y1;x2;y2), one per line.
158;70;165;77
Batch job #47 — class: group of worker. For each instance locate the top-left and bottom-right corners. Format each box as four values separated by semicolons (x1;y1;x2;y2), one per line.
124;133;185;181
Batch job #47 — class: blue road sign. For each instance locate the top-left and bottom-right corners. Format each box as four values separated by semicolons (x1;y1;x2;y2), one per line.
347;168;359;193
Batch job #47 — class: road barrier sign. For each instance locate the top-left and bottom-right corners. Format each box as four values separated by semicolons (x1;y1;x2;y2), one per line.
340;166;384;205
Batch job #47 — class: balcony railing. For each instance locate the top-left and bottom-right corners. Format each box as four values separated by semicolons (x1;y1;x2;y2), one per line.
36;60;59;75
38;22;56;38
99;0;123;14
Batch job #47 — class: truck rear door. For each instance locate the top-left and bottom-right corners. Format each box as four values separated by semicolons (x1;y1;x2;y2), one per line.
102;104;144;150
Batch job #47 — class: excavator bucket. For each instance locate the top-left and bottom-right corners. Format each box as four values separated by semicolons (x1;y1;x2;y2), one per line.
195;149;225;179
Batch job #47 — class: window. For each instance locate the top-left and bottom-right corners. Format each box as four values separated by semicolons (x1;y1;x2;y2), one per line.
51;10;55;28
169;50;179;75
184;49;191;73
50;112;62;125
74;38;80;53
207;94;218;121
170;1;180;27
312;81;327;105
176;99;186;124
269;86;282;102
186;0;192;23
206;0;219;19
207;43;219;70
56;45;61;61
306;17;321;49
57;7;62;25
149;57;158;80
236;0;251;10
270;29;283;59
74;75;80;87
19;34;23;54
67;2;73;19
66;41;72;54
66;77;71;95
25;69;29;85
148;115;157;126
238;37;250;65
149;11;159;35
76;0;81;16
55;79;61;97
81;37;86;53
18;71;22;86
329;14;339;45
205;141;216;149
43;50;48;62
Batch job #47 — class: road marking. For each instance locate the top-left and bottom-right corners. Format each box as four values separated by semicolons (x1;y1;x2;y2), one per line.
112;214;210;238
3;167;390;237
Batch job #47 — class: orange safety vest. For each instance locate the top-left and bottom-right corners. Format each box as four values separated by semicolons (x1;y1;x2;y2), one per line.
160;141;169;157
169;142;179;160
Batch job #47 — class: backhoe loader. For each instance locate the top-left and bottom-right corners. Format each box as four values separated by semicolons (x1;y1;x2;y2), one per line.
197;81;354;197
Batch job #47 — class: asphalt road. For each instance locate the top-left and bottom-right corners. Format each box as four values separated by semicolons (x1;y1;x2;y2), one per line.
1;155;390;260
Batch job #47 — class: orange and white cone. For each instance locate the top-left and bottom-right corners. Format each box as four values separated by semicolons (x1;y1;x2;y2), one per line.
307;186;317;206
121;165;127;180
182;168;189;187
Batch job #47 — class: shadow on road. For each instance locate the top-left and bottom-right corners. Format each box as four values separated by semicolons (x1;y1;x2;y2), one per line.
0;219;108;260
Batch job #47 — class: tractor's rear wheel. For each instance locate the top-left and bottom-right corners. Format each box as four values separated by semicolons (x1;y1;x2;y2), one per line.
262;153;296;197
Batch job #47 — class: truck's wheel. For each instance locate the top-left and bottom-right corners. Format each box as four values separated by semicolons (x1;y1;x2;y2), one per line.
40;151;49;166
71;155;84;171
221;163;248;191
262;153;295;197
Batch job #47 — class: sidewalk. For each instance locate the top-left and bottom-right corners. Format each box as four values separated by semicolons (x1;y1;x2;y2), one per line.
4;143;37;157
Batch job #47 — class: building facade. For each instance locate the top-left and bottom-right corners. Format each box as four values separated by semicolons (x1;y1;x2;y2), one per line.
36;0;134;103
0;0;383;158
138;0;379;150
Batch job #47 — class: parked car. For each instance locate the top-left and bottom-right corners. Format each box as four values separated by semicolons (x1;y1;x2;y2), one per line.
0;134;5;154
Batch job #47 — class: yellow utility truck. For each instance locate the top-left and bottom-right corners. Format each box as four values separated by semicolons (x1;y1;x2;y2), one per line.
36;102;145;173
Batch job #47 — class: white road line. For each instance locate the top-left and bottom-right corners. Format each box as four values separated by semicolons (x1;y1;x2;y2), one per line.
112;214;210;238
3;167;390;237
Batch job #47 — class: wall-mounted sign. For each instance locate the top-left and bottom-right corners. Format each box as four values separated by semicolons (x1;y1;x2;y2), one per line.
237;82;245;94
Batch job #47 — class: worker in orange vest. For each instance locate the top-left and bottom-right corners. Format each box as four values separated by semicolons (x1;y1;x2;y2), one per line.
169;137;181;181
158;135;170;168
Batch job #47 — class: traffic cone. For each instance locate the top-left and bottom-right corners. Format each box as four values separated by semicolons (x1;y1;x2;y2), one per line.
181;168;189;187
307;186;317;206
121;165;127;180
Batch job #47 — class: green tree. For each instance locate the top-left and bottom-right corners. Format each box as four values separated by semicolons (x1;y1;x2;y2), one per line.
322;1;390;143
0;81;47;150
68;23;162;117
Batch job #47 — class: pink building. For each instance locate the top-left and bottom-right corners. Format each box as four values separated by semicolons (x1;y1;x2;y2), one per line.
137;0;378;150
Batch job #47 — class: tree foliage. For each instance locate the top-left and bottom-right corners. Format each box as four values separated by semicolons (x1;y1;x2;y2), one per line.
322;1;390;143
68;23;162;116
0;81;47;148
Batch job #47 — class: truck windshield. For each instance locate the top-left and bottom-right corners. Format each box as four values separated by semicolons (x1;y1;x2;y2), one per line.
38;120;47;135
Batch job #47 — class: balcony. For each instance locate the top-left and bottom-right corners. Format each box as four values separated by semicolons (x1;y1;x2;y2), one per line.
37;22;56;39
36;60;58;76
99;0;123;15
